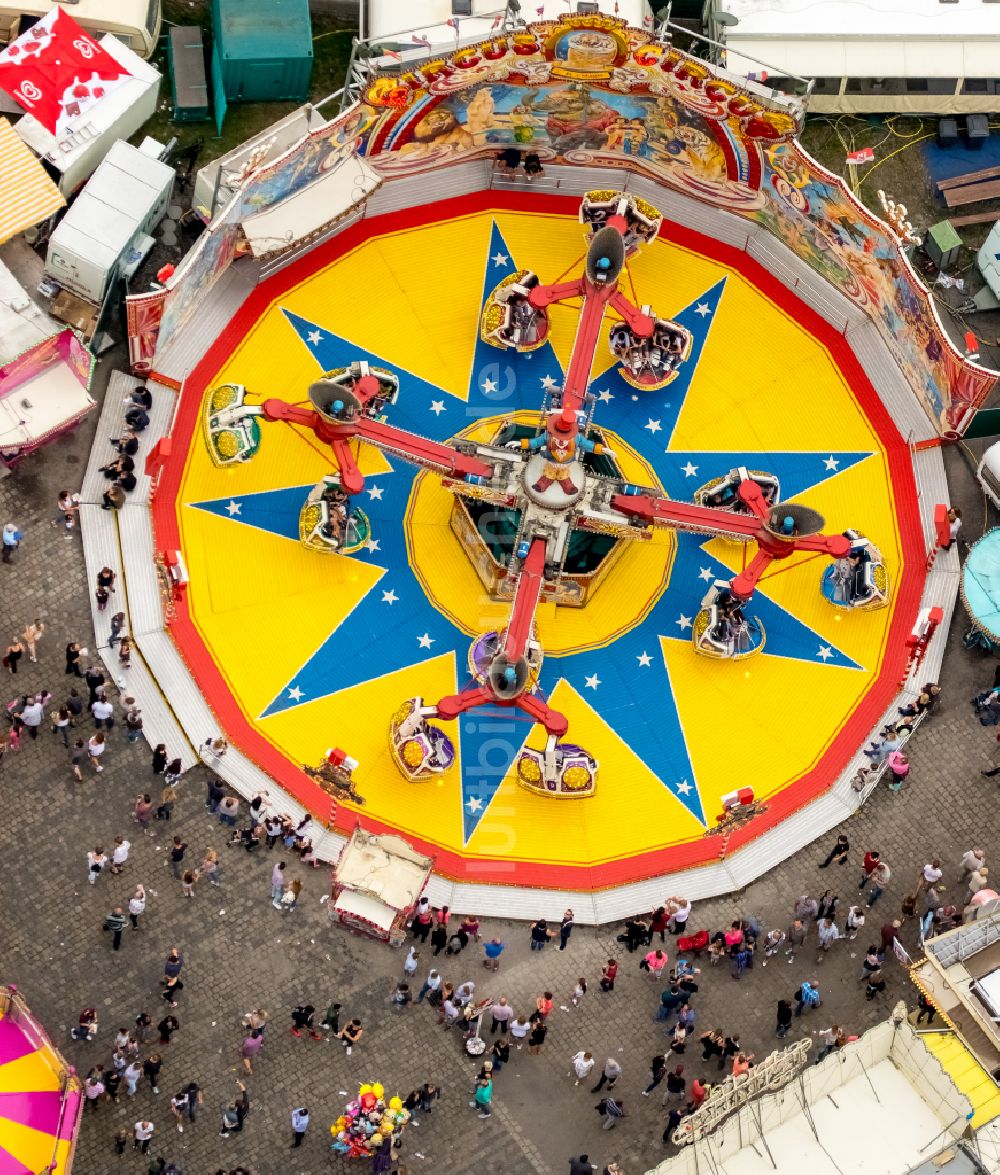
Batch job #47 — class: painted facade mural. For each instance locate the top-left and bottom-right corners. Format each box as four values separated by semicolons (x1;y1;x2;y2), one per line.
351;15;993;431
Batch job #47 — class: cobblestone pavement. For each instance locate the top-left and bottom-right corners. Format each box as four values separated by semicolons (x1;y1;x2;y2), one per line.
0;348;997;1175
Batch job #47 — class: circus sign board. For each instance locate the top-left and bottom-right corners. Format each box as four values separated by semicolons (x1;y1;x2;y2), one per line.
671;1037;812;1145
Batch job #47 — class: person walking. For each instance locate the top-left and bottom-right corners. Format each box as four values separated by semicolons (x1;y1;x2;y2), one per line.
202;849;221;887
571;1051;595;1086
155;782;177;821
471;1076;493;1118
489;997;514;1034
170;1089;189;1132
816;917;840;963
21;619;44;663
865;860;892;908
271;861;286;908
591;1057;621;1094
527;1016;547;1055
132;1120;154;1153
339;1018;363;1055
51;706;71;746
483;937;505;971
19;694;42;739
168;836;187;880
1;523;22;564
241;1030;264;1074
859;849;882;891
87;846;107;885
162;976;183;1007
291;1106;309;1147
643;948;669;979
157;1015;179;1045
65;641;83;677
134;793;154;835
123;1060;142;1097
110;836;130;876
560;909;575;950
510;1015;530;1050
280;877;302;912
143;1054;162;1094
128;885;145;930
595;1096;626;1131
661;1064;686;1107
180;869;197;899
104;906;127;950
785;920;807;962
886;750;909;791
87;732;106;773
776;999;793;1038
794;979;822;1016
641;1053;668;1096
530;919;554;950
600;959;618;991
415;968;441;1004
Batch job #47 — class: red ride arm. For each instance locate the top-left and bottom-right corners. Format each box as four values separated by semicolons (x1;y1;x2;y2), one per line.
502;537;547;664
354;418;494;481
611;493;764;539
608;290;655;337
527;279;585;309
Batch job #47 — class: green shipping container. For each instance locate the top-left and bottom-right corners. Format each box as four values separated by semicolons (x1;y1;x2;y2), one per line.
211;0;313;103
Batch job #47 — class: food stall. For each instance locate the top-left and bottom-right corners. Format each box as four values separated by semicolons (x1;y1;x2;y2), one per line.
0;272;94;466
330;827;432;946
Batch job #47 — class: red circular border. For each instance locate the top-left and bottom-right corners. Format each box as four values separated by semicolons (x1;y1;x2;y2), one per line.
152;189;926;891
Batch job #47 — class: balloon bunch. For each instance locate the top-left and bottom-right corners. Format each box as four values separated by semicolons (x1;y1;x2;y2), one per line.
330;1082;411;1158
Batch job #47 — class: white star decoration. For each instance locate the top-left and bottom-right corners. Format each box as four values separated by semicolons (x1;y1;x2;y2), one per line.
540;375;558;390
645;419;662;434
824;455;840;471
306;330;323;344
596;389;614;404
466;796;484;812
584;673;601;690
382;589;399;605
367;485;384;501
287;686;304;701
481;378;497;394
817;645;833;661
698;567;713;581
491;253;508;267
417;633;434;649
675;780;693;795
676;614;693;631
637;651;653;667
225;500;241;516
364;539;380;553
429;400;446;415
681;462;699;478
694;303;711;317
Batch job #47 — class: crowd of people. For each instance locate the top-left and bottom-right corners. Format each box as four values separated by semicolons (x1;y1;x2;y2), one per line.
0;464;994;1175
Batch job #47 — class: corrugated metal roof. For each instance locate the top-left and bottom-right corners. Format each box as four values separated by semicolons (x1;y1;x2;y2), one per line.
0;118;64;244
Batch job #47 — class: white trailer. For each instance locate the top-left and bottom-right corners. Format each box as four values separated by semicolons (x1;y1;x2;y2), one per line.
45;140;174;306
707;0;1000;115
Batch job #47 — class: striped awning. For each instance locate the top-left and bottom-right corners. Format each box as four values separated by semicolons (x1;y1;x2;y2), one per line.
0;117;64;244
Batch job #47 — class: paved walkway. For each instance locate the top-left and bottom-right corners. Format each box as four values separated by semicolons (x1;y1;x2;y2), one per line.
0;348;995;1174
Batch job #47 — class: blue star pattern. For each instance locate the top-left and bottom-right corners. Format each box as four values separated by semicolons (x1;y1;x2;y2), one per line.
188;221;872;841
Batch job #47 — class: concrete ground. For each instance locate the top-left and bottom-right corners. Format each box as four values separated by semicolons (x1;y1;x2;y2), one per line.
0;346;997;1175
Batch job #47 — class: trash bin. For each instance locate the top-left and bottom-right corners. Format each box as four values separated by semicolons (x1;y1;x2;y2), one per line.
937;118;960;149
965;113;990;151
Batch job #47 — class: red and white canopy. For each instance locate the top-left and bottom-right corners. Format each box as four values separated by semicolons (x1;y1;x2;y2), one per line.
0;7;131;137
